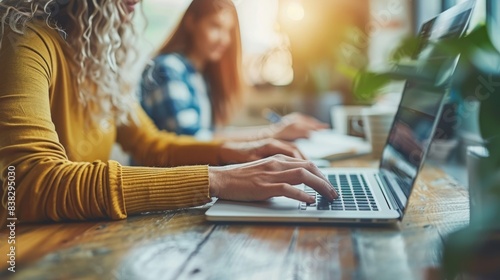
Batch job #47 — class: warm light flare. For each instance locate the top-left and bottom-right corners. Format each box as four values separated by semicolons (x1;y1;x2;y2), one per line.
286;2;305;21
262;51;294;86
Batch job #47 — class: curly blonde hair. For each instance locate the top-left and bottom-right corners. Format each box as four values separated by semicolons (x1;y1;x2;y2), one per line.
0;0;141;124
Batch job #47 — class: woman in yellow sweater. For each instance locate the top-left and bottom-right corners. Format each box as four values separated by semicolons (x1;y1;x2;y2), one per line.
0;0;337;227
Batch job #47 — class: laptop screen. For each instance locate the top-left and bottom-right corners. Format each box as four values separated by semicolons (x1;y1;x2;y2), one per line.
379;1;475;210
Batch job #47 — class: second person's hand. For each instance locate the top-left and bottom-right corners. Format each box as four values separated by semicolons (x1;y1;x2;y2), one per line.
218;138;306;164
272;113;329;141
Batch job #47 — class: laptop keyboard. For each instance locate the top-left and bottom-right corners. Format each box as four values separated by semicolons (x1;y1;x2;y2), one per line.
299;174;379;211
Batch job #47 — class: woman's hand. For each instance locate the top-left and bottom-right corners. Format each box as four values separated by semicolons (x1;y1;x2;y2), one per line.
219;138;306;164
272;113;329;141
209;154;339;203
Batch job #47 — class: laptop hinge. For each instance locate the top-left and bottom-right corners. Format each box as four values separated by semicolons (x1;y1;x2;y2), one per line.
377;173;404;219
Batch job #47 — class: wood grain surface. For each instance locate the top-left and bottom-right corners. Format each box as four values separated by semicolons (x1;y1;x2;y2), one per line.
0;158;471;280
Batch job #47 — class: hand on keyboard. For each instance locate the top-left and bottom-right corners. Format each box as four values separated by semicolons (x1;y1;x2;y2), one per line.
300;174;378;211
209;154;339;203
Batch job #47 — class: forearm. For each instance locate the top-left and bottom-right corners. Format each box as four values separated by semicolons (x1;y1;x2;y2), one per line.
214;125;274;142
117;106;224;167
1;158;126;225
1;159;212;226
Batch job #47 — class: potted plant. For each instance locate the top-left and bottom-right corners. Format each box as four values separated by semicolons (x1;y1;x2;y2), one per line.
439;24;500;279
353;24;500;278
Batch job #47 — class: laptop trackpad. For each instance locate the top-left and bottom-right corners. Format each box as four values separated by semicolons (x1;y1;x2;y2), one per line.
216;196;299;211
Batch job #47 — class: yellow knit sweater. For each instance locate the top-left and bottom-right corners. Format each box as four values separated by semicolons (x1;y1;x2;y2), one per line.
0;24;223;226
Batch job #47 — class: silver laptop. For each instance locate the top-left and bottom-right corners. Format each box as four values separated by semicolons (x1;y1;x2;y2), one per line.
206;1;475;224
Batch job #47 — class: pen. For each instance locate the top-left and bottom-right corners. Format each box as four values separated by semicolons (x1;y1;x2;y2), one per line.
263;108;282;124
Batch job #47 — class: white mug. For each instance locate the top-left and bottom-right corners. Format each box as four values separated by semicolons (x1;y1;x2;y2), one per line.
360;107;397;158
330;106;370;137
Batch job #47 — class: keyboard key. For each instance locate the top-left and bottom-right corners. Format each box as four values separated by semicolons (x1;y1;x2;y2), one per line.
304;173;378;212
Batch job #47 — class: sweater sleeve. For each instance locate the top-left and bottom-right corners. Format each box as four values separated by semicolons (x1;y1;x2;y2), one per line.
116;104;223;167
0;27;213;227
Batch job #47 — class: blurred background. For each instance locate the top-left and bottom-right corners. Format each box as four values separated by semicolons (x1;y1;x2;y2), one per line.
136;0;409;124
130;0;488;182
136;0;483;120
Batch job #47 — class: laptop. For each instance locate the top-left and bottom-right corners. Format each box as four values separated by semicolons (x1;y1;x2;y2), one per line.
206;1;475;224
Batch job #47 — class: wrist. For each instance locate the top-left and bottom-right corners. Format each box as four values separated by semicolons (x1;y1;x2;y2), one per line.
208;166;220;197
259;126;275;140
218;143;231;164
218;142;247;164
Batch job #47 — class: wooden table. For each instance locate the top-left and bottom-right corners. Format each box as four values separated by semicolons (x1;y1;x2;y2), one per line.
0;158;470;280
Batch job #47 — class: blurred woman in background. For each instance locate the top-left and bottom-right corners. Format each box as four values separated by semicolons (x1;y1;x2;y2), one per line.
141;0;328;141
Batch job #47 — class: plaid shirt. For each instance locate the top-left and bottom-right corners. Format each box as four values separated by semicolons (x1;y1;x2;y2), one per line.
140;53;213;139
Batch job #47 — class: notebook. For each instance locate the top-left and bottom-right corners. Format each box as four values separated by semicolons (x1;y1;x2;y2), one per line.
295;130;371;161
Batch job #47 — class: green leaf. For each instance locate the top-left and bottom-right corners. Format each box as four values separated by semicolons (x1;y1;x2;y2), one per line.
352;71;392;102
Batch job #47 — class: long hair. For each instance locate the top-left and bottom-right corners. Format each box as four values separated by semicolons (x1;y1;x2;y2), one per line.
0;0;140;125
156;0;243;125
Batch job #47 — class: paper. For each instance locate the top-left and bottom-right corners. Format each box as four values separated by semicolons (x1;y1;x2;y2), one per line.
296;130;371;160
